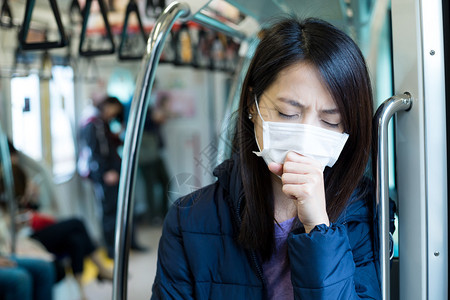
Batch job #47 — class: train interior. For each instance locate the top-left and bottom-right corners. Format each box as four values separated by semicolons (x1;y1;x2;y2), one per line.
0;0;448;299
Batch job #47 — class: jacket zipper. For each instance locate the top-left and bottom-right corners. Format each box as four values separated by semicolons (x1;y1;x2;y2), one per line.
250;249;266;288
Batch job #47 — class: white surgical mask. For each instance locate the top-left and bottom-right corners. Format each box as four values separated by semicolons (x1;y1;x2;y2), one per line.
252;96;349;170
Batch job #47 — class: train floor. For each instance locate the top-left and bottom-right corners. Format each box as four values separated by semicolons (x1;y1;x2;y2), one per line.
53;224;162;300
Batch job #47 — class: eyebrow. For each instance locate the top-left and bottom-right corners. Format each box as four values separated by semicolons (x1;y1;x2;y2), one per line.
278;97;303;108
322;108;340;114
277;97;340;114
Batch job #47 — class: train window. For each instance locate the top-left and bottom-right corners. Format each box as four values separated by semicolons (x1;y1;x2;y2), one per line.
10;73;42;160
49;65;76;180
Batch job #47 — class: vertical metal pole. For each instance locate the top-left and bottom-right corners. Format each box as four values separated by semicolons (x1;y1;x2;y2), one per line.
0;124;16;254
374;93;411;299
112;2;190;300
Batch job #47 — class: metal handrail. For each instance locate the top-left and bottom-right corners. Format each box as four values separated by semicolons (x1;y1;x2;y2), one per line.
0;125;16;254
374;93;412;300
192;11;246;40
112;2;190;300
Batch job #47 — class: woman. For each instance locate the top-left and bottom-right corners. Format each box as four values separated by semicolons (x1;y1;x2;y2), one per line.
151;17;380;299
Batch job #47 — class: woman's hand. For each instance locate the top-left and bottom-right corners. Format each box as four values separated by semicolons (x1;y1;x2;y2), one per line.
268;151;329;233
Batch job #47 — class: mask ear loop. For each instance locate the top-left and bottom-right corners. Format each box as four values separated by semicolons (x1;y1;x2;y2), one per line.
254;129;263;152
252;95;282;179
254;95;266;122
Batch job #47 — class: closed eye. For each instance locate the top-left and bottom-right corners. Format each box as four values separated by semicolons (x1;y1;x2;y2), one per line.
322;120;340;128
278;111;299;120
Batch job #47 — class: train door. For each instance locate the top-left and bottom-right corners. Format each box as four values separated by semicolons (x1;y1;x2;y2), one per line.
389;0;448;299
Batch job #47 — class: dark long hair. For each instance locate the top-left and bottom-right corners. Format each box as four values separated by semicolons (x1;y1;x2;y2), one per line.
97;96;125;122
233;17;373;261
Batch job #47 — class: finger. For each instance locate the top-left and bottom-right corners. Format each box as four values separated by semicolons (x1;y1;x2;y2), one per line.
285;151;323;168
268;162;283;177
284;151;312;163
283;161;321;175
281;173;310;185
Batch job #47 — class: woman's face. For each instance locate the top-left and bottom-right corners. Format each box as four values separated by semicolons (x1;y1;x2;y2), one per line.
250;62;344;150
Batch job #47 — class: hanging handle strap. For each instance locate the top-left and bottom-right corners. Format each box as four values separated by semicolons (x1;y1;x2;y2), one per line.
79;0;115;57
118;0;148;60
18;0;68;50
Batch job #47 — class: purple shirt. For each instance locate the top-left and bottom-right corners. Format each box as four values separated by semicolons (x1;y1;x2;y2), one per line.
262;217;296;300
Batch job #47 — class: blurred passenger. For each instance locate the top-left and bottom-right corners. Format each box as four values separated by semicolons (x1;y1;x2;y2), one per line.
4;146;114;299
78;96;145;258
8;137;58;216
0;165;55;300
27;217;113;300
0;256;55;300
139;95;170;224
78;96;123;258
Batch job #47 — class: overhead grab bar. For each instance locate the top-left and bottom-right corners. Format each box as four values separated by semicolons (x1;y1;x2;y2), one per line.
18;0;68;50
112;2;190;300
79;0;115;57
374;93;412;300
118;0;148;61
192;11;246;40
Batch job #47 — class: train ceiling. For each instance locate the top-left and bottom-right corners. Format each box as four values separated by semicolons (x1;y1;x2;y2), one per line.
0;0;367;60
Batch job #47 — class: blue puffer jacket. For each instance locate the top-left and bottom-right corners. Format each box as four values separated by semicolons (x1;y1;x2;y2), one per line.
151;156;381;299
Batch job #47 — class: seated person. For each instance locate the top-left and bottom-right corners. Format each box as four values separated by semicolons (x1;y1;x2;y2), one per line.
0;174;55;300
0;255;55;300
4;162;114;300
